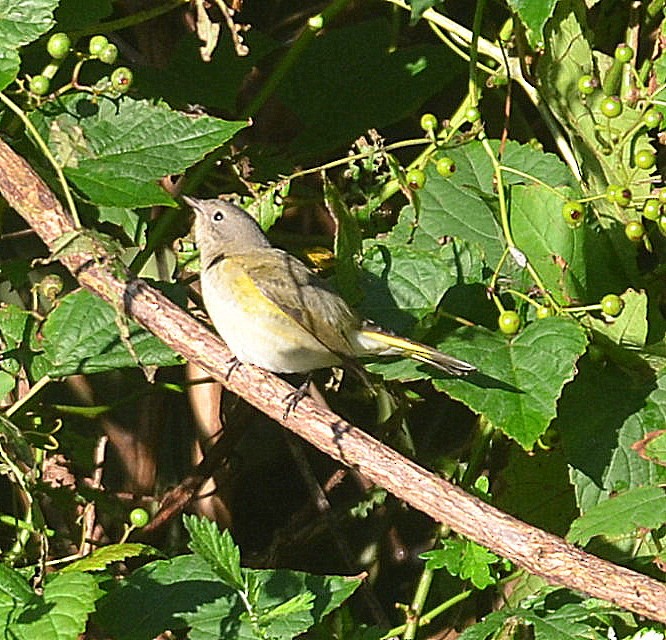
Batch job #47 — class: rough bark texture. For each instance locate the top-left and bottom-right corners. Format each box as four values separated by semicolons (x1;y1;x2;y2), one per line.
1;139;665;622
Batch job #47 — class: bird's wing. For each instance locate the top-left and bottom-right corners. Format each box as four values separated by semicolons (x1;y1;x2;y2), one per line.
236;249;361;357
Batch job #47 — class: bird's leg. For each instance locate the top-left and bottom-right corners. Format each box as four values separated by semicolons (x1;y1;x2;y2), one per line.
225;356;242;379
283;373;314;419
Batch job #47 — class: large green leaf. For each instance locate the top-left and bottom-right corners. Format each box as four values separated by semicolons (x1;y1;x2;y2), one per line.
9;572;101;640
567;486;666;546
371;317;588;450
31;95;247;207
37;289;182;376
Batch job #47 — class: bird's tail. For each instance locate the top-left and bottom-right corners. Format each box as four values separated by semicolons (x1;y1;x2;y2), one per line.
356;326;476;376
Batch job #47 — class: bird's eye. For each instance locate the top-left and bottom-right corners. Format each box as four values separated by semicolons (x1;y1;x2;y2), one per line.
213;211;224;222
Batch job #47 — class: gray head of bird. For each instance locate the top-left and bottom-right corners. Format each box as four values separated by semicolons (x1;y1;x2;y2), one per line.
183;196;270;264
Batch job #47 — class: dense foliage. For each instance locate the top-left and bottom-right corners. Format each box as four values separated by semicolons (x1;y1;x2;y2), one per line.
0;0;665;638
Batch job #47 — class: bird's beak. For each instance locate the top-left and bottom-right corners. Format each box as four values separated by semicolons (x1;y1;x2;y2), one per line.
182;195;203;210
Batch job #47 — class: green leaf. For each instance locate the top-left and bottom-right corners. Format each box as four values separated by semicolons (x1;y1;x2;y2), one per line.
0;304;31;385
184;515;244;590
373;318;587;450
94;554;227;640
495;448;578;537
61;543;161;573
422;540;498;590
31;95;247;207
506;0;559;48
276;19;466;162
567;486;666;546
586;289;648;348
9;572;101;640
359;240;484;334
510;184;587;303
558;362;666;512
38;289;182;376
635;430;666;467
0;564;33;633
0;0;59;89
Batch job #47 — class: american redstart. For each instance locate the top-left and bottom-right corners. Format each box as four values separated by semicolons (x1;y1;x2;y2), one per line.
184;196;476;378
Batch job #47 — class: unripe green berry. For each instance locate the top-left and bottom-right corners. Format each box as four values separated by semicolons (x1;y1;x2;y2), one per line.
634;148;656;170
89;34;109;56
129;507;150;528
465;106;481;123
600;95;622;118
536;305;553;319
420;113;438;132
659;190;666;205
110;66;133;93
562;200;585;228
614;187;632;207
498;310;521;335
643;198;660;221
577;74;597;95
29;75;50;96
624;220;645;242
47;32;71;59
658;214;666;236
435;156;456;177
643;109;663;129
614;43;633;63
98;43;118;65
406;168;426;190
600;294;623;317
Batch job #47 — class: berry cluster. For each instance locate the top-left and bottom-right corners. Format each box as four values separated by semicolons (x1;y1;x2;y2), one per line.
26;32;133;100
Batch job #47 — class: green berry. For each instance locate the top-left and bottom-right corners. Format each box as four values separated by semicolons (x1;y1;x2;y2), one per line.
600;95;622;118
659;190;666;205
420;113;438;132
643;198;660;221
435;156;456;177
536;305;553;319
129;507;150;528
498;310;521;335
110;66;133;93
600;294;623;317
624;220;645;241
614;187;632;207
605;184;619;202
98;43;118;65
577;74;597;95
643;109;663;129
47;32;71;59
29;75;50;96
406;168;426;190
614;43;634;63
466;106;481;123
89;34;109;57
562;200;585;228
634;148;656;170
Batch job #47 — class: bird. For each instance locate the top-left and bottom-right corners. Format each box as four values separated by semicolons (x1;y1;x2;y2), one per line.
184;196;476;382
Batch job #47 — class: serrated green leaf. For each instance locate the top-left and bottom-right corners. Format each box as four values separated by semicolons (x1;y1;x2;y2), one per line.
0;564;33;636
61;543;161;573
511;184;587;303
94;554;227;640
638;431;666;467
373;318;587;449
9;572;101;640
459;543;499;590
567;486;666;546
38;289;182;376
507;0;558;48
31;95;247;208
558;362;666;512
586;289;648;348
0;304;31;381
184;515;244;590
0;0;59;89
359;240;484;334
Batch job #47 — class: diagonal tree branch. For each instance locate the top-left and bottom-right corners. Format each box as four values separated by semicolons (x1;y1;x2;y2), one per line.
1;139;665;622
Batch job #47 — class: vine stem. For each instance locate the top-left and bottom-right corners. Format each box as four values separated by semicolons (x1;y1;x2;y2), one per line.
0;92;80;227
